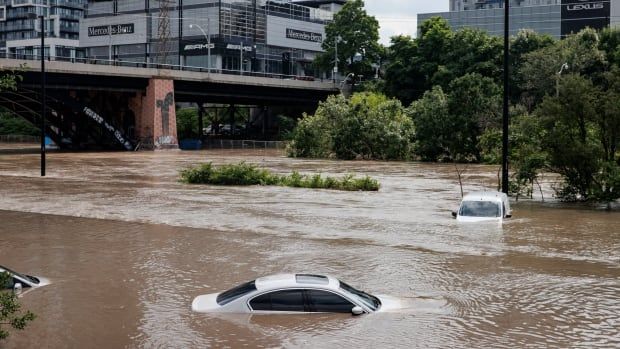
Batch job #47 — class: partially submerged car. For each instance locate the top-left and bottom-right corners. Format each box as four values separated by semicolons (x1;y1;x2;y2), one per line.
1;265;50;293
192;274;401;315
452;191;512;222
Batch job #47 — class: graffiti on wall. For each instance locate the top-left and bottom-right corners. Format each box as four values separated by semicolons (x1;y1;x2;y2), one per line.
156;92;174;137
83;107;133;150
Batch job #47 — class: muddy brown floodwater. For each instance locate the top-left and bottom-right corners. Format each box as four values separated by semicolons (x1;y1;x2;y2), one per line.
0;150;618;348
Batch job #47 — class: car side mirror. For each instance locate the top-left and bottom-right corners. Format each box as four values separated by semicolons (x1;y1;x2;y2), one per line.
13;282;22;293
451;211;457;218
351;306;364;316
505;214;512;219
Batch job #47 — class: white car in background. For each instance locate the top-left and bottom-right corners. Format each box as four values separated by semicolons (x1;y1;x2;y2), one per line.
1;265;50;293
452;191;512;222
192;274;402;315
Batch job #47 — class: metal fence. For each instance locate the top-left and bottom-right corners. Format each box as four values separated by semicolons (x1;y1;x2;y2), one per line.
0;135;39;143
202;139;287;150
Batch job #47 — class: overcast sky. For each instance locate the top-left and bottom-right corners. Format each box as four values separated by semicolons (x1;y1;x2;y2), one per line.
363;0;449;44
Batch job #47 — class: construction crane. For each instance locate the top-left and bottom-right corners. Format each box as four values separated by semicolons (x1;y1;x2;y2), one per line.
155;0;175;65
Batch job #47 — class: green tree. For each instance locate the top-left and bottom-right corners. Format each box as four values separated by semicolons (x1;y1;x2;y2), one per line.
409;74;501;162
1;272;36;340
317;0;381;79
600;27;620;67
439;27;503;88
0;68;35;136
332;92;414;160
510;29;556;106
520;28;606;105
0;112;38;136
536;73;619;203
409;86;451;161
384;18;502;104
176;108;199;140
446;73;502;162
383;35;420;104
288;93;415;160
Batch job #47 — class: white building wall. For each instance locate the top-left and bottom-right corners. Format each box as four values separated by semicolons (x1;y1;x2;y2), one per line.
612;0;620;27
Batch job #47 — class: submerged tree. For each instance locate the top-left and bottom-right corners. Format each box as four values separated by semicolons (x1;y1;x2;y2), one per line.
288;93;414;160
1;272;36;340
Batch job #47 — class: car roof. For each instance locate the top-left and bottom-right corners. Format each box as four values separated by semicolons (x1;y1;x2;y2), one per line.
462;191;507;203
254;274;340;291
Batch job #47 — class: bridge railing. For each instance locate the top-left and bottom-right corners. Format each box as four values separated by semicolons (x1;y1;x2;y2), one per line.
3;53;329;82
203;139;288;151
0;135;39;143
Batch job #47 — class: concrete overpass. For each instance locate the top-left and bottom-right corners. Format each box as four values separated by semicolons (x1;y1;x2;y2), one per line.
0;58;338;149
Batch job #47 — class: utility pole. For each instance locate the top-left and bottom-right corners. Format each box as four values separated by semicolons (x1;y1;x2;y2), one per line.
502;0;509;194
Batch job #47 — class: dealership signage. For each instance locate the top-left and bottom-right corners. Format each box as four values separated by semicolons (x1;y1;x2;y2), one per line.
180;39;254;56
286;28;323;43
561;0;610;37
88;24;135;37
183;43;215;52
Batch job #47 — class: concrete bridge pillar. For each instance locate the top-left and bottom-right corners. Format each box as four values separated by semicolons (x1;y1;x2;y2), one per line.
130;78;178;150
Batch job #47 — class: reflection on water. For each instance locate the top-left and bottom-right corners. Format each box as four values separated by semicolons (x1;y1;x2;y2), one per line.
0;150;618;348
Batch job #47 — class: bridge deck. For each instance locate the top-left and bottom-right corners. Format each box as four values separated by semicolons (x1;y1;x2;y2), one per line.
0;59;337;92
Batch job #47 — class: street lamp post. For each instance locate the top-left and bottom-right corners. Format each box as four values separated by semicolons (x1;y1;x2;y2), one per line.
556;63;569;98
502;0;509;194
27;13;45;176
40;14;45;177
333;36;340;83
189;21;211;73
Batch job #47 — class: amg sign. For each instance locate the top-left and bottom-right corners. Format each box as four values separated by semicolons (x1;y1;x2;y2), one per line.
561;0;610;37
286;28;323;43
88;24;135;37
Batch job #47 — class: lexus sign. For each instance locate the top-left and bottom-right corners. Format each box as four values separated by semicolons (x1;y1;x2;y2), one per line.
561;0;610;37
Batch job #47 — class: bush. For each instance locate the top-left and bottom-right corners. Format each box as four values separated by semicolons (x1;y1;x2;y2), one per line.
180;162;380;191
287;93;415;160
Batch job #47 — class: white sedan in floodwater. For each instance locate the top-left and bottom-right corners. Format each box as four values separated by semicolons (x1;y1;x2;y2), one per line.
1;265;50;293
192;274;402;315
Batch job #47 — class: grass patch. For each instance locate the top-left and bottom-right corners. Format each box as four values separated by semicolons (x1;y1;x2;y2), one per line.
180;162;380;191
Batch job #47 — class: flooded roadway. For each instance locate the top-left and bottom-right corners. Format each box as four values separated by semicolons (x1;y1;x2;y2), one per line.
0;150;618;348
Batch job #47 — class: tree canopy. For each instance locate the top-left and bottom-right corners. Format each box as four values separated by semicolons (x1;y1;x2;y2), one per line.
316;0;381;79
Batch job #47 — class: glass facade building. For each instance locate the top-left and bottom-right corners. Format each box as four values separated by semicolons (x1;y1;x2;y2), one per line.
0;0;86;59
420;0;619;39
80;0;344;77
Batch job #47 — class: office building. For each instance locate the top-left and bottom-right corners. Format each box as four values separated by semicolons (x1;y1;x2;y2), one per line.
0;0;86;60
79;0;345;77
420;0;620;39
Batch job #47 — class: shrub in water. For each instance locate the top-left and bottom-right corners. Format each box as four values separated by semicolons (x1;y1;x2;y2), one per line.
180;162;380;191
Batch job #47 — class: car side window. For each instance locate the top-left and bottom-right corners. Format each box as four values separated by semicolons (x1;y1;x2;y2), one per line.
249;290;305;312
306;289;355;313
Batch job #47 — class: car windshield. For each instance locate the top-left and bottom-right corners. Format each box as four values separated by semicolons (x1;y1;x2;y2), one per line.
459;201;501;218
339;281;381;311
216;280;257;306
0;265;39;284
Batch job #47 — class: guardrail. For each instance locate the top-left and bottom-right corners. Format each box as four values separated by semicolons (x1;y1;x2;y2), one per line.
0;135;39;143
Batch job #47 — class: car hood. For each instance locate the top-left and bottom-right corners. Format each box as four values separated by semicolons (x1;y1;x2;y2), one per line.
192;293;221;313
34;276;51;287
457;216;502;223
376;294;403;312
